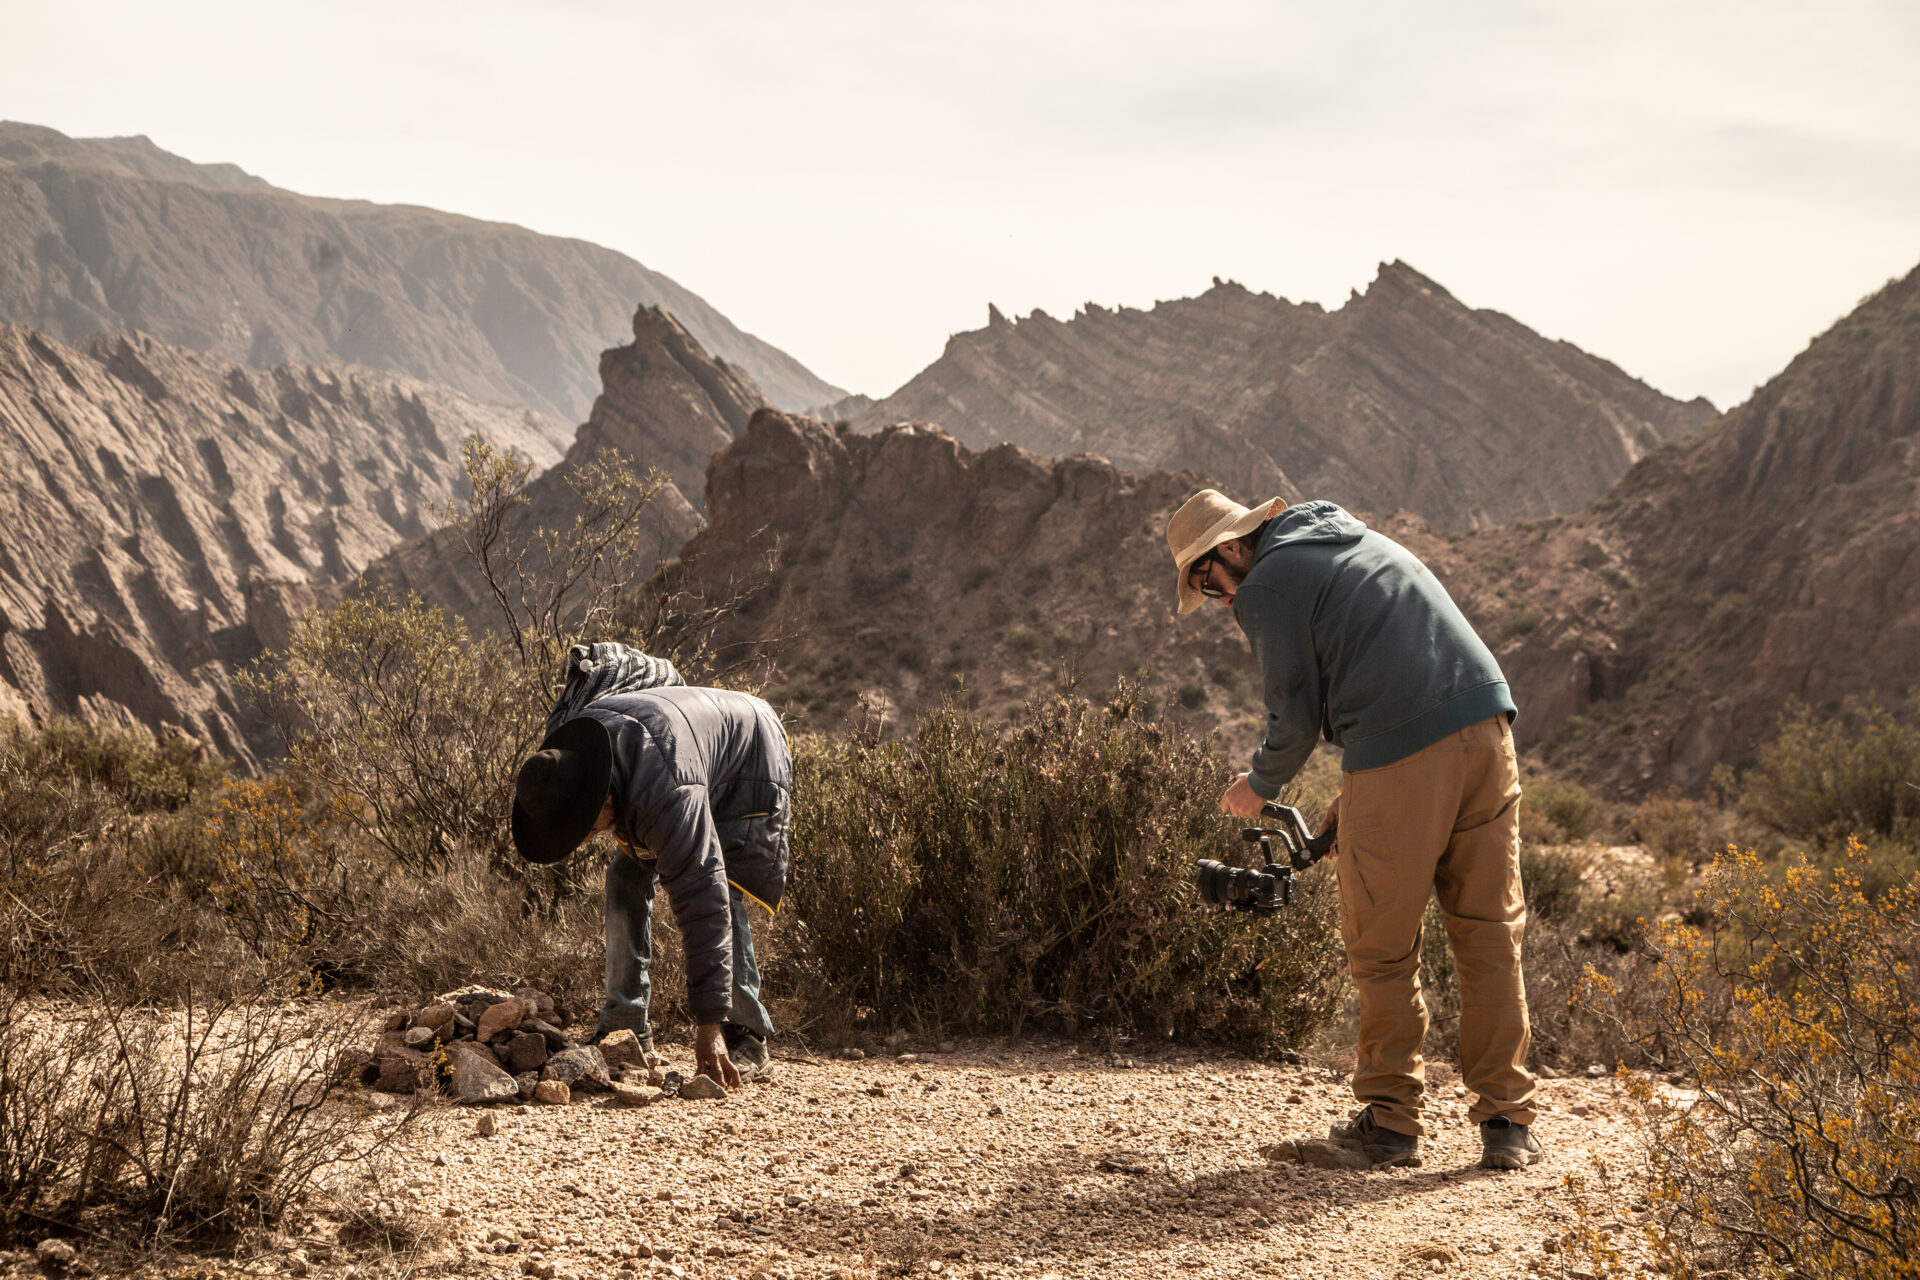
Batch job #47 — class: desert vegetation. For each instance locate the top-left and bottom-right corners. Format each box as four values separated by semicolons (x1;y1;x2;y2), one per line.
4;433;1918;1278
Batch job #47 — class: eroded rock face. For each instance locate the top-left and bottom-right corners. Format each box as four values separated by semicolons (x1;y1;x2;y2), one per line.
0;122;844;418
676;410;1257;737
0;324;570;762
1407;260;1920;791
853;264;1715;531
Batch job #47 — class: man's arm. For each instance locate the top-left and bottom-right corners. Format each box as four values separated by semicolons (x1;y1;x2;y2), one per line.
1235;580;1325;799
639;785;741;1083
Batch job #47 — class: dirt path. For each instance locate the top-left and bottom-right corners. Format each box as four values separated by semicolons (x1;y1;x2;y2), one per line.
324;1043;1650;1280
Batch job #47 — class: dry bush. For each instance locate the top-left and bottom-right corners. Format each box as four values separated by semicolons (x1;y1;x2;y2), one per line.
0;984;418;1247
1522;772;1607;844
1581;842;1920;1279
1630;788;1733;866
783;683;1348;1052
0;717;240;997
1741;695;1920;851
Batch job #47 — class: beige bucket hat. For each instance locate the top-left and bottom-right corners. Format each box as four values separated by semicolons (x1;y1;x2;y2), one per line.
1166;489;1287;615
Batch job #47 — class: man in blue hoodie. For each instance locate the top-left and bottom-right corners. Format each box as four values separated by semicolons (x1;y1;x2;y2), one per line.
1167;489;1539;1170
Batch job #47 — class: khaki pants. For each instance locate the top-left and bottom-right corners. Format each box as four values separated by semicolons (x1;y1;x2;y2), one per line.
1335;714;1535;1137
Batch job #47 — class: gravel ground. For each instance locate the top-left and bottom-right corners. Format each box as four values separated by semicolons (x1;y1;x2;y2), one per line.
249;1043;1657;1280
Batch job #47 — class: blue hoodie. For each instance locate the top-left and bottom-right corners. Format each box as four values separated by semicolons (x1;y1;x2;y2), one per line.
1232;501;1516;798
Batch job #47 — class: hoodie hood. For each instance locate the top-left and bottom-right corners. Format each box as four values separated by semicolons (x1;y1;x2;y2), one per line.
1253;501;1368;559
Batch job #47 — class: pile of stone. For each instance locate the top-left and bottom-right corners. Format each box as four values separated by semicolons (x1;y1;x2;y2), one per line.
353;985;660;1106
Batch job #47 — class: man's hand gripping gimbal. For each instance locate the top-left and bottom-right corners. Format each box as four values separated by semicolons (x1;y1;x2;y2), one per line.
1194;802;1336;912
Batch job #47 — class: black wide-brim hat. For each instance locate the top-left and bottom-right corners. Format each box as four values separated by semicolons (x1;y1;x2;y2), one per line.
511;717;614;865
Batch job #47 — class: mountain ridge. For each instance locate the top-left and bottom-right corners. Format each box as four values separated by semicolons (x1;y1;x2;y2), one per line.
0;121;845;422
854;262;1716;531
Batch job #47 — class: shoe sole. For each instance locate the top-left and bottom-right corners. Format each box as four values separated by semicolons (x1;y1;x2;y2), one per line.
1368;1150;1423;1169
1479;1146;1542;1170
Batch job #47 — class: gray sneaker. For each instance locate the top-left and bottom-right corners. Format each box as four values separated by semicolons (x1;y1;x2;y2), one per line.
1479;1116;1543;1169
723;1025;771;1080
1329;1106;1422;1168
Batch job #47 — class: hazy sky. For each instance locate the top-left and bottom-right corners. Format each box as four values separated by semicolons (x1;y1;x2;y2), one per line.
5;0;1917;409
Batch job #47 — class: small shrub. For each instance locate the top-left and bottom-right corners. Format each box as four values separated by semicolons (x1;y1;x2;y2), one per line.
1208;662;1249;698
1520;844;1591;921
0;985;419;1246
1524;773;1604;843
1004;626;1041;656
1741;695;1920;850
1630;788;1727;864
1176;677;1207;709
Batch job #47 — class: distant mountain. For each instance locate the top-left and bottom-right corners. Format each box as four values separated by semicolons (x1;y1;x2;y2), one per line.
1395;261;1920;790
853;263;1716;531
0;323;569;762
0;121;846;421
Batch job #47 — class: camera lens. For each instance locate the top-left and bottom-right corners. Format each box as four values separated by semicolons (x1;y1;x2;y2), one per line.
1195;859;1261;906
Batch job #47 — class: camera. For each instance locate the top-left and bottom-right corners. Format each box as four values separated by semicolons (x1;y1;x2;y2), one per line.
1194;802;1335;912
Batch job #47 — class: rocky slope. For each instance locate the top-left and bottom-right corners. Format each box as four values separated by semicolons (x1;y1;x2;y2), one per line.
669;410;1266;740
0;121;845;421
1403;260;1920;790
0;323;568;761
854;263;1715;531
357;305;760;630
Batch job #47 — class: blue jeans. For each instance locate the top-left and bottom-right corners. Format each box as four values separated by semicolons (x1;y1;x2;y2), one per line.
599;849;774;1042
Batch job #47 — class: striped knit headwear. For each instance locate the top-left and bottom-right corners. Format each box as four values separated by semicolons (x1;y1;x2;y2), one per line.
541;641;686;739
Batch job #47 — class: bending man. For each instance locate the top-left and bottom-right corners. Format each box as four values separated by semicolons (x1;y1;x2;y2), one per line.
513;683;790;1087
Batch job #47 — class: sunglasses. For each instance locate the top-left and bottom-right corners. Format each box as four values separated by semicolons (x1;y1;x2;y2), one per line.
1189;552;1227;598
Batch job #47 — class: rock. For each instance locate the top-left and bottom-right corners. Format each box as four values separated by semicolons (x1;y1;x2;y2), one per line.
515;1071;539;1101
36;1240;76;1266
1299;1139;1374;1171
477;998;528;1043
1585;1063;1609;1078
1537;1064;1560;1079
475;1115;498;1137
522;1017;573;1051
453;1012;477;1037
503;1032;550;1074
1258;1141;1302;1163
679;1074;727;1101
533;1080;571;1106
415;1001;458;1038
514;987;557;1019
839;1047;866;1060
612;1083;663;1107
376;1047;430;1093
542;1046;612;1093
444;1041;520;1104
599;1029;647;1071
403;1025;438;1049
381;1009;410;1033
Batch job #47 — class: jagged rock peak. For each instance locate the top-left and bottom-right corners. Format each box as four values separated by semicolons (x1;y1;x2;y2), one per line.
853;265;1713;529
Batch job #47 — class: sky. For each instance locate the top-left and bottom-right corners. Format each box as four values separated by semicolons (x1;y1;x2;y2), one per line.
3;0;1917;409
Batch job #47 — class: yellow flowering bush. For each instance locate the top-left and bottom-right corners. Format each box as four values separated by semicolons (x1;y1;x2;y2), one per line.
1582;840;1920;1278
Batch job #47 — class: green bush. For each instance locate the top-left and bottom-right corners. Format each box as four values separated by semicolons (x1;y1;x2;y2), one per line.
1741;694;1920;850
1524;773;1604;842
784;685;1347;1051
